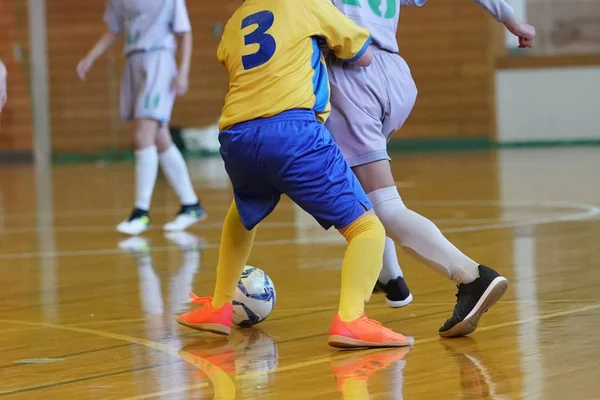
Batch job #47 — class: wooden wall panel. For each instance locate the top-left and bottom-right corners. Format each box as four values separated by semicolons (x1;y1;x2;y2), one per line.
47;0;495;154
47;0;126;152
0;0;33;152
397;0;494;139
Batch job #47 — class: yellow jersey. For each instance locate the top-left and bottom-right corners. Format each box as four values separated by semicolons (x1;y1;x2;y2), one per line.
217;0;371;130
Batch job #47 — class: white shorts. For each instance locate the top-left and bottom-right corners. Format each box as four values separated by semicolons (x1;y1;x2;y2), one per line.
325;50;418;167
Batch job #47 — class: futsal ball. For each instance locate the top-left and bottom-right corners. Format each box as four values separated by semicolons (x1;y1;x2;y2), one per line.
232;266;276;327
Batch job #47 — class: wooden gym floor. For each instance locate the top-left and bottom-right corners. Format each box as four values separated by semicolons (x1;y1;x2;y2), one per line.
1;147;600;399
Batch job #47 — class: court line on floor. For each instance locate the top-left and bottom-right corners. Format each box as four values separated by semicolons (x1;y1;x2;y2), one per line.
0;199;596;222
159;303;600;399
0;361;177;397
0;320;227;398
4;302;600;399
0;218;522;234
5;297;598;333
0;201;598;261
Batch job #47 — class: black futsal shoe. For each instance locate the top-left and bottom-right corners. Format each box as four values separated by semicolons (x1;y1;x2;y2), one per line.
375;276;413;308
439;265;508;338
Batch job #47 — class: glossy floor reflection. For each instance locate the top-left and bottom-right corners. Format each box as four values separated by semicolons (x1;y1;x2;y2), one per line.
1;147;600;399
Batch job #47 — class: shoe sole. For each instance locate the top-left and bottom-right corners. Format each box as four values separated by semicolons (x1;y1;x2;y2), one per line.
163;213;208;232
328;335;412;349
439;276;508;338
175;318;231;336
387;293;414;308
117;225;151;236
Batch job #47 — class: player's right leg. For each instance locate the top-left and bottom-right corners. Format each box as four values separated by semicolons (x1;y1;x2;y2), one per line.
176;118;280;335
117;118;160;235
117;53;160;236
146;51;206;231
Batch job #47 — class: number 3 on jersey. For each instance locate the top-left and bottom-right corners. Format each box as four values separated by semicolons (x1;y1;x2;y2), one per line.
241;11;277;70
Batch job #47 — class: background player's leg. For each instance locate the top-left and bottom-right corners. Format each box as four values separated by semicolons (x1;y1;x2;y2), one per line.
378;237;413;308
353;159;508;337
156;126;206;231
212;201;256;308
117;118;160;235
380;238;402;283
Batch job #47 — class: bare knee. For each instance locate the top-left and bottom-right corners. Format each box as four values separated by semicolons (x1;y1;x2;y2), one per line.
352;160;395;194
155;126;174;152
133;119;160;149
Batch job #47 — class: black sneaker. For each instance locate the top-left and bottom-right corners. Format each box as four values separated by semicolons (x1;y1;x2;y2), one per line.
439;265;508;338
375;276;413;308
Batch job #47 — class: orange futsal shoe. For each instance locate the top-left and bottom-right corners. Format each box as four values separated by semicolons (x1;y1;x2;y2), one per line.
328;314;413;349
176;293;233;336
181;341;237;377
330;347;411;391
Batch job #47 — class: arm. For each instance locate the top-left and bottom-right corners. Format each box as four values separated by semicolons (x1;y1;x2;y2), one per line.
173;31;192;95
471;0;536;48
77;32;120;81
302;0;373;66
178;31;192;78
172;0;193;95
352;47;373;67
77;0;122;81
0;59;6;112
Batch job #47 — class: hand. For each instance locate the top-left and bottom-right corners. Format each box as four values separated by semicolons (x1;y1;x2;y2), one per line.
172;72;189;96
504;17;536;49
76;57;94;81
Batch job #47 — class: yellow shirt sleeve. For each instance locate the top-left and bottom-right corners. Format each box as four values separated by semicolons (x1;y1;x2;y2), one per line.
301;0;371;61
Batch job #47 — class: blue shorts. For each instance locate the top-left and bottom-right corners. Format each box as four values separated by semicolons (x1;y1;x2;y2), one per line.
219;110;371;231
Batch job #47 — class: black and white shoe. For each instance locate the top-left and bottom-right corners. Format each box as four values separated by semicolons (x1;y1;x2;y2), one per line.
117;208;151;236
439;265;508;338
163;203;207;232
375;276;413;308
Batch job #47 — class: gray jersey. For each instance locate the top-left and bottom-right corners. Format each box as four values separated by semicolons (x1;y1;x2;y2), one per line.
331;0;514;53
104;0;191;55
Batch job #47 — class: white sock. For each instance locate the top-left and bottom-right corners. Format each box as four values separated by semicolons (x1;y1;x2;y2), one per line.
159;145;198;205
379;237;403;283
135;145;159;211
137;258;164;316
368;186;479;284
170;250;200;313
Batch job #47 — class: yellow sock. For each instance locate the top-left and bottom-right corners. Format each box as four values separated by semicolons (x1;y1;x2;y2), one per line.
338;214;385;322
212;201;257;308
341;378;369;400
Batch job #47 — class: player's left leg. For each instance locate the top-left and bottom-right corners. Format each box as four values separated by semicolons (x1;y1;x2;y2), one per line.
155;126;206;231
363;53;508;337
